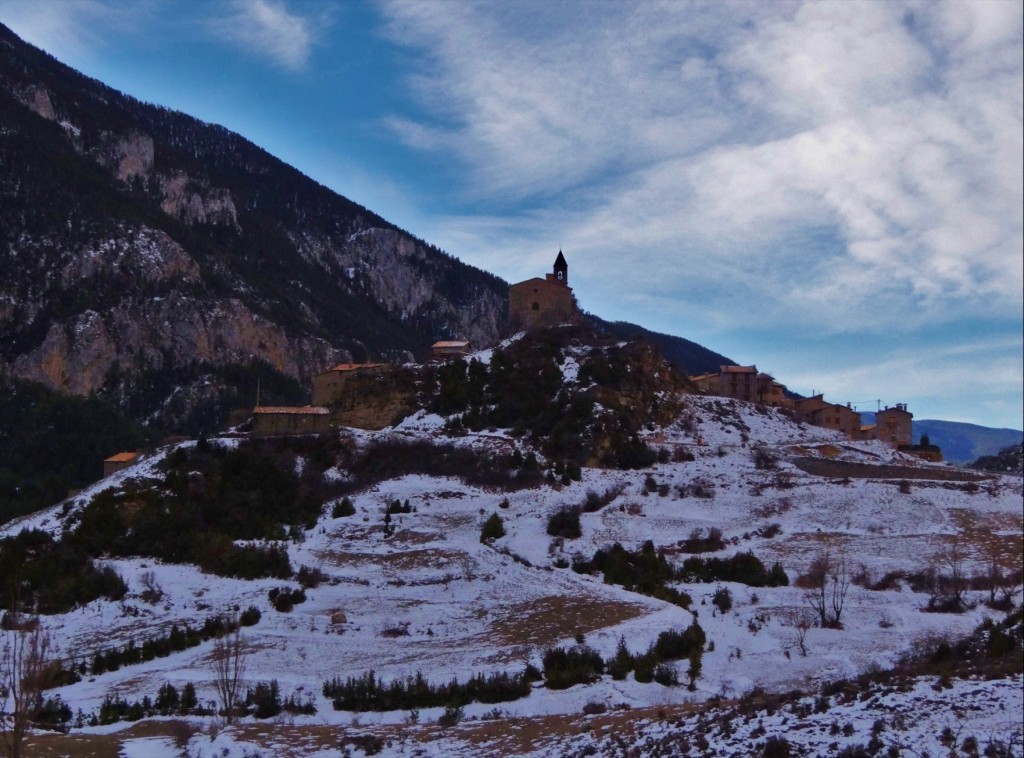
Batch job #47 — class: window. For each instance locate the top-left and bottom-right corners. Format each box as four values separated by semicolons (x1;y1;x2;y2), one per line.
532;302;540;311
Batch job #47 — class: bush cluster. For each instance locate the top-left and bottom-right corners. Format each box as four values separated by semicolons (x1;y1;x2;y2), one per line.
680;527;726;553
573;541;692;608
542;644;605;689
337;439;545;493
607;620;706;689
269;586;306;612
96;682;202;725
67;440;321;579
244;680;317;719
425;330;677;469
678;552;789;587
89;613;250;675
324;667;538;711
0;529;127;614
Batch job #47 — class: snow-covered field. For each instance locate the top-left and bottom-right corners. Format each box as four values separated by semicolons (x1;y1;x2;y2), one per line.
4;391;1022;756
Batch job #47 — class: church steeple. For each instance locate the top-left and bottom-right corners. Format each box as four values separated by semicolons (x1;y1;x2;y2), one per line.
553;249;568;285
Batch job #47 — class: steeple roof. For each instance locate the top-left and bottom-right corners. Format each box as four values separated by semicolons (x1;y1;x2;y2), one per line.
554;250;567;268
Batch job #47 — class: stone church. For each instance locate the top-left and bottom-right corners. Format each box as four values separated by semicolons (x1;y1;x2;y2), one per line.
508;250;578;330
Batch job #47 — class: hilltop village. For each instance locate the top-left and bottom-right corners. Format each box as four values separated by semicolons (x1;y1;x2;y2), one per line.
103;251;932;472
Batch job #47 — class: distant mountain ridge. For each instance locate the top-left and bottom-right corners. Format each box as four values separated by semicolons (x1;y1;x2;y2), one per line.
0;23;730;435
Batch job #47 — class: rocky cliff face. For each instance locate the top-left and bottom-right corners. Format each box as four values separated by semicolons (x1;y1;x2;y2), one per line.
0;24;507;430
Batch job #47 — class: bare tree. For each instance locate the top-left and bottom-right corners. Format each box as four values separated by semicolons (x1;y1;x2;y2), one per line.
802;549;851;628
981;536;1023;610
791;610;815;657
802;550;831;628
1;623;53;758
210;624;246;724
829;551;851;628
931;537;968;612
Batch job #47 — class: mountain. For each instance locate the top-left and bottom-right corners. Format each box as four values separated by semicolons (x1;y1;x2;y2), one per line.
860;413;1024;464
1;334;1019;756
0;23;506;423
0;23;730;429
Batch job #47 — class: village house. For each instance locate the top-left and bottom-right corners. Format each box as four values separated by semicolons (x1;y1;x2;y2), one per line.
430;340;474;362
508;250;578;330
793;395;862;439
690;365;788;407
103;451;139;477
312;363;389;406
251;405;330;436
875;404;913;448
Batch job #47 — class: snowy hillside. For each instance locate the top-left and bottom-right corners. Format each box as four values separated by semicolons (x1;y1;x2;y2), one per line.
2;341;1021;757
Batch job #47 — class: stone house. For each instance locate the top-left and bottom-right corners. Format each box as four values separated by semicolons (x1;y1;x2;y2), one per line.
430;340;474;362
312;363;389;407
793;395;862;438
875;404;913;448
252;406;330;435
103;451;139;477
508;250;578;330
690;365;787;406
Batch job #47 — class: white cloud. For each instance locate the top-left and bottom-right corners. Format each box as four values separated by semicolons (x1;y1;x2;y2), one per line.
0;0;153;61
207;0;315;71
383;0;1022;340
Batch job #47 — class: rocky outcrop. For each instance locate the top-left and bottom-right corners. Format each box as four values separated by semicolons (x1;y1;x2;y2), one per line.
11;294;349;396
26;85;55;120
113;132;154;181
58;227;201;286
299;227;506;348
159;173;240;229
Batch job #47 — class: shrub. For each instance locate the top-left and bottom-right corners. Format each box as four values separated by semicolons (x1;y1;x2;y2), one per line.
581;485;624;513
297;565;327;588
332;497;356;518
653;663;679;686
245;680;282;719
761;735;792;758
239;606;261;626
269;586;306;613
681;527;725;553
438;704;464;728
480;513;506;543
712;586;733;614
547;505;582;539
607;637;634;680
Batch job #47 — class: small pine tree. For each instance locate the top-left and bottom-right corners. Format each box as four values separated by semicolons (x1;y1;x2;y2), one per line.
332;497;355;518
480;513;506;543
687;647;702;691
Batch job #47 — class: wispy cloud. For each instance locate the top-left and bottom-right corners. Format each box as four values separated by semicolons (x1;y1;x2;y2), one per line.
207;0;316;71
0;0;154;61
382;0;1023;340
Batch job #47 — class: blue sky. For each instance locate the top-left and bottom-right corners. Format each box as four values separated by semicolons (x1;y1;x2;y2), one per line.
2;0;1022;430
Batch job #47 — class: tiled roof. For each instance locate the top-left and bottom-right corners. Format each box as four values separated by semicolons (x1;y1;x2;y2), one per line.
721;365;757;373
104;451;139;463
432;341;472;349
322;362;386;373
253;406;329;415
